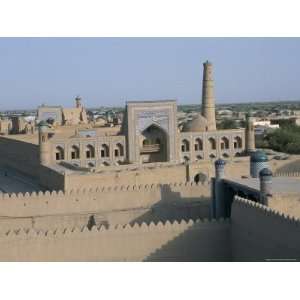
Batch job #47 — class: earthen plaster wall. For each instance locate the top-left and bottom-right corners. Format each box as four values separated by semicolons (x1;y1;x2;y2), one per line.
0;182;211;233
231;196;300;261
0;219;231;261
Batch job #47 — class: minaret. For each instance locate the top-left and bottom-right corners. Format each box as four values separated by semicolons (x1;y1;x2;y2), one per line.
245;112;256;154
38;121;51;166
202;60;216;131
75;96;82;108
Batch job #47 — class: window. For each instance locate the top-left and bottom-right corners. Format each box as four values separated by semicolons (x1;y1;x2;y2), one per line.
85;145;95;159
221;137;229;150
114;143;124;157
71;145;80;159
55;146;64;161
100;144;109;158
194;138;203;151
181;139;190;152
234;136;242;149
208;138;216;150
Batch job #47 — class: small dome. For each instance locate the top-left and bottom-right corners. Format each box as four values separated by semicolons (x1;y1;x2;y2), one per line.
250;150;268;163
182;114;208;132
215;159;226;167
38;120;50;127
259;168;272;177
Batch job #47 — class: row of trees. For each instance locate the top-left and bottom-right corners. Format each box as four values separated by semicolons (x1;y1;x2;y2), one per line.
258;121;300;154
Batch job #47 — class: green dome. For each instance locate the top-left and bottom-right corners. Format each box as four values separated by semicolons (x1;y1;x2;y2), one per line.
250;150;268;163
38;120;50;127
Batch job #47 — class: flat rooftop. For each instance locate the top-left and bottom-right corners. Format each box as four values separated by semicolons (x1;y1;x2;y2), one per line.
227;177;300;194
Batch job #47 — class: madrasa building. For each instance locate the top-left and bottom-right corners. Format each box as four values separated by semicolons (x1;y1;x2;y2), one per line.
0;61;255;192
38;61;254;167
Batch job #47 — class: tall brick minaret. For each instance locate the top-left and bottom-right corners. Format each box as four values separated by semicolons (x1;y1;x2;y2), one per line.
202;60;216;131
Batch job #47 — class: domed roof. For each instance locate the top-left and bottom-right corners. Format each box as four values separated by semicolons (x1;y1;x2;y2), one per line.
250;150;268;163
259;168;272;177
182;114;208;132
38;120;50;127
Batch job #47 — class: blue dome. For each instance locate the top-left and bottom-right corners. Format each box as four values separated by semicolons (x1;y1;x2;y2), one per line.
215;159;226;166
250;150;268;163
259;168;272;177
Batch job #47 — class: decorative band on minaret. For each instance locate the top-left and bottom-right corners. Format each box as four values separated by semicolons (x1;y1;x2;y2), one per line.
245;112;256;154
202;61;216;131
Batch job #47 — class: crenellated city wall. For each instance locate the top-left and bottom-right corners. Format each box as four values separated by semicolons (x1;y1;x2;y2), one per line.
0;218;231;261
231;196;300;261
0;181;211;233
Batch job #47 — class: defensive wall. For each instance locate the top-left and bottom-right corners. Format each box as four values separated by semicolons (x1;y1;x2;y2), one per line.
231;196;300;261
0;182;211;233
0;196;299;261
0;218;231;261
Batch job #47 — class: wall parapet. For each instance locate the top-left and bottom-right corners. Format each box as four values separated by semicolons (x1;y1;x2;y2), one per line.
0;217;230;240
233;195;300;223
273;171;300;177
0;180;210;201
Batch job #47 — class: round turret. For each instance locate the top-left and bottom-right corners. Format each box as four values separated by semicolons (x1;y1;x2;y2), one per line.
215;158;226;179
250;150;268;178
259;167;272;205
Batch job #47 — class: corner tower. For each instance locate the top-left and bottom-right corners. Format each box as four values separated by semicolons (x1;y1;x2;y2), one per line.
202;61;216;131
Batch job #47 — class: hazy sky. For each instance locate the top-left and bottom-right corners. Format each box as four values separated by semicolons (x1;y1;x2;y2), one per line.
1;37;300;110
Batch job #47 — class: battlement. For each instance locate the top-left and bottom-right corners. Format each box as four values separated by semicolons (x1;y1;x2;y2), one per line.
231;196;300;261
1;217;229;240
0;180;210;201
273;171;300;177
0;217;230;261
233;195;300;223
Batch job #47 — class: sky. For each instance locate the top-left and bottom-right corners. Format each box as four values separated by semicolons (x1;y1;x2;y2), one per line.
0;37;300;110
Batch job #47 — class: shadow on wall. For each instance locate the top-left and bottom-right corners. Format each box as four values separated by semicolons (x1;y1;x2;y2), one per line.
129;184;211;225
143;220;232;262
0;137;40;177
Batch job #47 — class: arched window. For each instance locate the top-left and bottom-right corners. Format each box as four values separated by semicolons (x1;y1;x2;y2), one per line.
220;137;229;150
194;138;203;151
114;143;124;157
208;137;216;150
85;144;95;159
234;136;243;149
55;146;64;161
209;153;216;159
100;144;109;158
181;139;190;152
88;162;95;168
71;145;80;159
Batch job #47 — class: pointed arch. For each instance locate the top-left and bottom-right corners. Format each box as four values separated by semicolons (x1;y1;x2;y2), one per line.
220;136;229;150
85;144;95;159
55;146;65;161
208;137;216;150
70;145;80;159
181;139;190;152
194;138;203;151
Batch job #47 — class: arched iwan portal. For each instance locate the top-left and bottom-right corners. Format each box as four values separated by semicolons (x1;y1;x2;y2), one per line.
140;124;168;163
